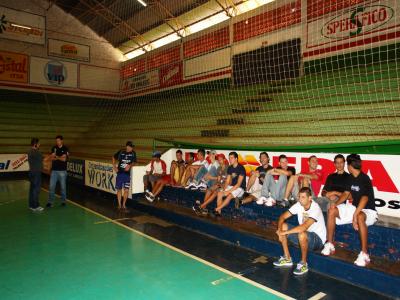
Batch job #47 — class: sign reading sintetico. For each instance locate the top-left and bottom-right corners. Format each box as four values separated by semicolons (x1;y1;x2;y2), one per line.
67;159;85;184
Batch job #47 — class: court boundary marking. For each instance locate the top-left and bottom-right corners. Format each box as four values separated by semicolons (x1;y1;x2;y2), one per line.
40;187;294;300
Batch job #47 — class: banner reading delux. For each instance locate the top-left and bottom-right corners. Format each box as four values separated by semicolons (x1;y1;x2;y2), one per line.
67;159;85;184
0;154;29;172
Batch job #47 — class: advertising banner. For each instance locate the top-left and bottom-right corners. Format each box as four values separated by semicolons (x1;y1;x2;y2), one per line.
0;154;29;172
0;51;28;83
0;6;45;44
48;38;90;62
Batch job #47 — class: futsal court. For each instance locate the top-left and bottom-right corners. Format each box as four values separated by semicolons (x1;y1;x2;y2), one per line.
1;0;400;299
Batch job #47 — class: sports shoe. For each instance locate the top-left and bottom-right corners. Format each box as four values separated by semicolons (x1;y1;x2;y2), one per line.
256;196;267;205
46;203;53;208
264;196;276;207
197;182;207;191
145;189;150;194
192;204;202;215
35;206;44;212
60;202;66;207
321;242;335;256
185;182;196;190
354;251;371;267
293;261;308;275
277;199;290;208
148;191;155;197
273;256;293;267
145;194;155;203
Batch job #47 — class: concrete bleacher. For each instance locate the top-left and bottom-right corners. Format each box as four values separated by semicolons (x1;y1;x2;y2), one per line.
127;186;400;298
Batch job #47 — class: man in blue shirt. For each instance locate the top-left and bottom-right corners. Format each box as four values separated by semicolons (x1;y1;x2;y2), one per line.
112;141;137;210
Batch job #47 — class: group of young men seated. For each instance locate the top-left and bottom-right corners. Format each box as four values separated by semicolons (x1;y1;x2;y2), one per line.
142;149;378;275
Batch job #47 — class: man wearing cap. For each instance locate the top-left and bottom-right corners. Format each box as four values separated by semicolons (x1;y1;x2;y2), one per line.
144;151;167;202
112;141;137;209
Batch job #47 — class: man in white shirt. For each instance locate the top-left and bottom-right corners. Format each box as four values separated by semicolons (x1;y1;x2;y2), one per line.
273;187;326;275
144;151;166;201
181;149;209;186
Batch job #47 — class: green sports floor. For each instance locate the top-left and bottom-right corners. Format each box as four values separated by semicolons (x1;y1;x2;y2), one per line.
0;180;289;300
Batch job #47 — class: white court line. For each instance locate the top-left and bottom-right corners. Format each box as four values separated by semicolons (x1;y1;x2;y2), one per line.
308;292;327;300
94;218;132;224
41;187;294;300
0;200;17;206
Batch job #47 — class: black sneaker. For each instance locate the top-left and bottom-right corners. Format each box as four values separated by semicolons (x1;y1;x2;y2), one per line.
210;210;222;218
278;200;290;208
46;203;53;208
60;202;66;207
192;204;202;215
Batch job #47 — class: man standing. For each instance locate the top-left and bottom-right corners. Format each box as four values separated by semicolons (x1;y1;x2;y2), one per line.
27;138;44;212
112;141;137;210
321;154;378;267
47;135;69;208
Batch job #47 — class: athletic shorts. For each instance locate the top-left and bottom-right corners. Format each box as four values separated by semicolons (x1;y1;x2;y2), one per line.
336;203;378;226
116;172;130;190
225;186;244;198
287;224;324;251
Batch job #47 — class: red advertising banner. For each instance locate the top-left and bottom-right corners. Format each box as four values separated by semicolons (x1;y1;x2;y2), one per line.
183;27;230;58
307;0;365;21
0;51;28;83
147;46;181;70
159;62;183;88
233;0;301;43
120;58;146;79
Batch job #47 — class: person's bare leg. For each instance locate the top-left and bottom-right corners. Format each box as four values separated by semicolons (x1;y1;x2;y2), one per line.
216;194;234;213
284;175;297;199
327;206;339;243
201;191;218;209
246;173;257;191
280;223;291;259
153;181;167;197
357;212;368;253
241;195;256;205
116;190;122;208
122;189;129;209
298;231;309;263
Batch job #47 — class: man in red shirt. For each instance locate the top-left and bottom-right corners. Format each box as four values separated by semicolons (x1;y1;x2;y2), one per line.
282;155;323;207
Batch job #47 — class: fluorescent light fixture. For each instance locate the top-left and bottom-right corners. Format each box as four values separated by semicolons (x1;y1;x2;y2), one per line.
235;0;275;15
187;11;229;34
137;0;147;7
125;48;145;59
151;33;180;49
11;23;32;30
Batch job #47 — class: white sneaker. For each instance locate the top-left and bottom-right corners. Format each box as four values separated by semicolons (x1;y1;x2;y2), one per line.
321;242;335;256
145;194;154;203
185;182;196;190
197;182;207;191
34;206;44;212
148;191;155;197
256;196;267;205
354;251;370;267
264;196;276;207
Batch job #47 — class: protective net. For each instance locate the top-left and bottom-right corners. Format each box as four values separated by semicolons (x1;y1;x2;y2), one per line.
1;0;400;162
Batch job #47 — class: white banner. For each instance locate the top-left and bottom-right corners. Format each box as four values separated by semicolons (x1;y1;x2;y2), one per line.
48;39;90;62
120;69;159;92
30;57;78;88
79;64;120;92
0;154;29;172
166;148;399;218
0;6;45;45
305;0;400;57
85;160;138;198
